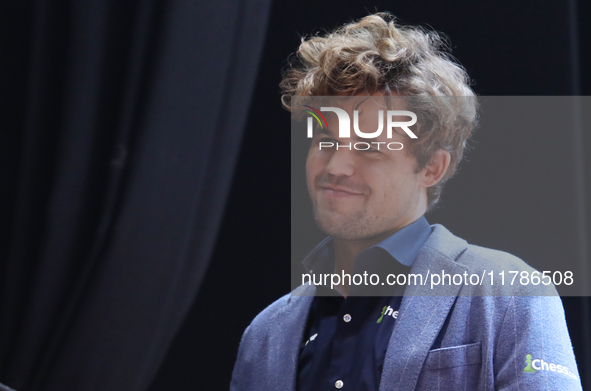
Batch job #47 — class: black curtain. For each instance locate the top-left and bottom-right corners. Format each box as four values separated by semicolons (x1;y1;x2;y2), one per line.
0;0;270;390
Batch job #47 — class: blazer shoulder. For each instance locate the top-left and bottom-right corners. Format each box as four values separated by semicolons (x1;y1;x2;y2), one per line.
426;224;535;273
457;242;557;296
461;243;535;272
231;287;314;389
232;292;292;376
428;225;556;295
242;284;314;338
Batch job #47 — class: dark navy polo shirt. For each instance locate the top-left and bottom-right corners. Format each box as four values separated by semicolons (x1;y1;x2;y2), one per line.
297;216;432;391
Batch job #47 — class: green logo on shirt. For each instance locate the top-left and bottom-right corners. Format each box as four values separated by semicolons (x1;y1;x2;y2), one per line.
377;306;398;323
377;306;387;324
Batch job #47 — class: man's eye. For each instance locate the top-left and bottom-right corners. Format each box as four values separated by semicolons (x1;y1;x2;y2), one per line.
363;148;378;153
318;137;336;145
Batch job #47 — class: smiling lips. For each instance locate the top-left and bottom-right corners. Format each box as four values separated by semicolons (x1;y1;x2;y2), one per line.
319;185;364;198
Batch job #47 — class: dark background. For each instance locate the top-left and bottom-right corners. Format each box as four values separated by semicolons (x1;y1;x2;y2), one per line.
2;0;590;390
151;1;591;390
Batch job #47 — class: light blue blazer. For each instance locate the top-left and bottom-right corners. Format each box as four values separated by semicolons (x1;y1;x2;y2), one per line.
231;224;583;390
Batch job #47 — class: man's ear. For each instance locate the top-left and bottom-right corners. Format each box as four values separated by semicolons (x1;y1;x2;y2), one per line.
420;149;451;188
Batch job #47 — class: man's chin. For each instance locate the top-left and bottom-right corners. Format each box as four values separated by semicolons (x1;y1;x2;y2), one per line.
315;217;369;240
321;228;371;241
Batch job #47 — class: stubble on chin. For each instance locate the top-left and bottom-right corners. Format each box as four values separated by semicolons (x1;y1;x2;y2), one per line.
312;200;375;240
311;192;412;241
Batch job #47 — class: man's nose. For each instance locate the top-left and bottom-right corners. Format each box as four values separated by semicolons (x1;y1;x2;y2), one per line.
325;147;355;177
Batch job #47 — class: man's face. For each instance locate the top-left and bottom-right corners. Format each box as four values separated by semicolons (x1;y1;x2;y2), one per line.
306;94;424;241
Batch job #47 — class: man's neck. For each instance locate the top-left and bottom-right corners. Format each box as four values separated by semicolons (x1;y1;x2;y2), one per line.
332;213;425;297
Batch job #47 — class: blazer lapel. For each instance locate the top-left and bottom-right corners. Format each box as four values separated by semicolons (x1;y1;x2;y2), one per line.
379;224;469;391
267;284;315;390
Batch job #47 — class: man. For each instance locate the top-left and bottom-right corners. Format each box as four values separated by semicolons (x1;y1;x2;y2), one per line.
231;12;582;390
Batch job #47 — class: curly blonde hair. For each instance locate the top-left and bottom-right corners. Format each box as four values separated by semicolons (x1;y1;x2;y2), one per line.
281;12;478;210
